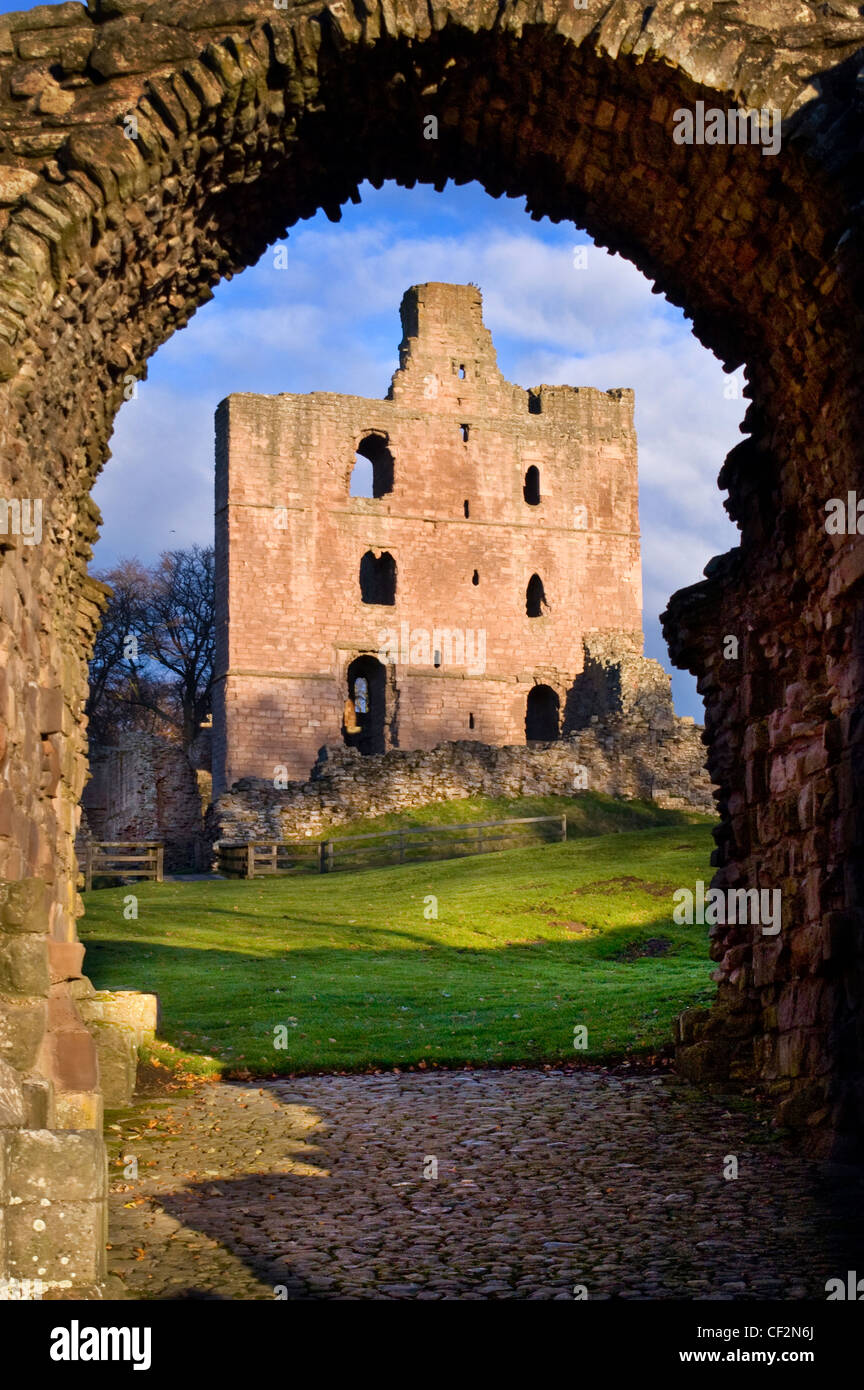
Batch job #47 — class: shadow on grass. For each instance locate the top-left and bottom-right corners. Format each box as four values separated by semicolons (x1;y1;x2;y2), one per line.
83;909;715;1077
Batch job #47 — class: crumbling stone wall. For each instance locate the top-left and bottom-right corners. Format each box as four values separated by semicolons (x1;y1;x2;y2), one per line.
216;637;712;835
215;716;714;844
566;630;678;733
214;281;641;794
1;0;864;1290
82;731;204;871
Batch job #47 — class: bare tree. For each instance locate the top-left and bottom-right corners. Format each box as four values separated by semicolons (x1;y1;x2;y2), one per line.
140;546;215;750
86;546;215;751
85;559;152;745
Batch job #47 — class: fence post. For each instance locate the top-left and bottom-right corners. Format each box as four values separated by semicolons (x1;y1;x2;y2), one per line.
326;840;334;873
246;843;255;879
156;845;164;882
476;825;484;856
317;842;326;874
561;813;567;843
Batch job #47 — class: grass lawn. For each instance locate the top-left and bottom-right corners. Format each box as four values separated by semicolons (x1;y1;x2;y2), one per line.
79;797;717;1078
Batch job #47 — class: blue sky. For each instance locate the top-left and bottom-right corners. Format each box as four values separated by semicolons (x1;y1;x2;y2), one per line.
3;1;745;719
94;180;744;719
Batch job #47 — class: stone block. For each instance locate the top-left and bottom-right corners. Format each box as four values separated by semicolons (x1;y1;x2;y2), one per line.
89;0;152;15
47;940;85;984
0;996;47;1072
5;1197;106;1286
53;1090;102;1132
0;934;50;997
0;1058;27;1127
0;167;41;209
675;1038;731;1083
88;1020;137;1108
44;1026;98;1093
38;686;63;735
81;989;159;1044
0;878;48;933
8;1129;106;1202
90;19;198;78
22;1078;53;1129
676;1006;710;1046
6;4;88;30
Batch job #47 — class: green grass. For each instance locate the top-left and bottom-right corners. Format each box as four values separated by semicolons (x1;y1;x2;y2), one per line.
80;802;717;1078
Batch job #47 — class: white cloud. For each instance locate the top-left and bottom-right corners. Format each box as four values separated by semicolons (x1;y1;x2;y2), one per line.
92;190;747;720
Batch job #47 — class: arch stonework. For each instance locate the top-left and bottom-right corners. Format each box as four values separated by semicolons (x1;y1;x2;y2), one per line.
1;0;864;1287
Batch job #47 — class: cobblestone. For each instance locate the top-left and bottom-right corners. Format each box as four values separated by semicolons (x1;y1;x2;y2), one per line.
103;1068;864;1300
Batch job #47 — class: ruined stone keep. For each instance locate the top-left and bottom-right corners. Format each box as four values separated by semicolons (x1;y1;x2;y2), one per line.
213;281;642;794
2;0;864;1292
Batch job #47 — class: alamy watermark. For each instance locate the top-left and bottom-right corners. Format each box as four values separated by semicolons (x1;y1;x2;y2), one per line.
824;492;864;534
0;497;42;545
672;101;781;157
673;881;781;935
0;1277;43;1300
378;622;486;675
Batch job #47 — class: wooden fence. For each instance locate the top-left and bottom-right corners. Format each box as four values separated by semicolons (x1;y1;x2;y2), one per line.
82;841;164;891
217;814;567;879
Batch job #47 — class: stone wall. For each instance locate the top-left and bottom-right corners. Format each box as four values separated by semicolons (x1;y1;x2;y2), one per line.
1;0;864;1291
81;731;205;872
214;715;713;844
214;280;642;793
0;877;105;1292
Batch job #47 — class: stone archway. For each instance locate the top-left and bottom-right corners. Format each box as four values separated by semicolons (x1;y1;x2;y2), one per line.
2;0;864;1287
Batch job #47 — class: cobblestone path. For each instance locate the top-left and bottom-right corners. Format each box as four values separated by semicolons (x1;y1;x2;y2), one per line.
104;1068;864;1300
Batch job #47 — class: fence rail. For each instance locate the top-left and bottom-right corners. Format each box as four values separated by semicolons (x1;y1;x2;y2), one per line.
81;841;164;891
217;814;567;879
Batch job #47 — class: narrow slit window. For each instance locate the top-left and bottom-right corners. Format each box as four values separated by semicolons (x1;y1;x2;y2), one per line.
472;569;479;586
464;499;470;518
526;573;548;618
460;424;470;443
523;465;541;506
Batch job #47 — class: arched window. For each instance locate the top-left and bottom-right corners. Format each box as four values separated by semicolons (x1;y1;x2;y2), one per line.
359;550;397;605
350;433;394;498
525;685;560;742
526;573;548;618
523;465;541;505
344;657;386;757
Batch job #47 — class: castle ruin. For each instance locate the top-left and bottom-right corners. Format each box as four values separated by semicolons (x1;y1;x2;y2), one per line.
213;282;650;794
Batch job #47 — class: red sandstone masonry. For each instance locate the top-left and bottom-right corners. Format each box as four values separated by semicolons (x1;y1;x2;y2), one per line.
213;283;642;792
